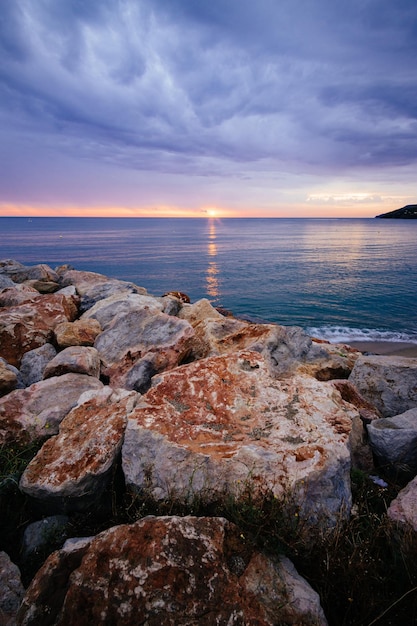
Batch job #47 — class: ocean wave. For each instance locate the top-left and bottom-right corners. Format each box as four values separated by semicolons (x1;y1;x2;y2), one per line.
306;326;417;344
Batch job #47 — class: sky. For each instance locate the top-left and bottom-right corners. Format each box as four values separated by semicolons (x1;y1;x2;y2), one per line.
0;0;416;218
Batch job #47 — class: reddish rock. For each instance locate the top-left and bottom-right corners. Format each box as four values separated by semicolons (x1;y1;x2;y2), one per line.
20;388;138;512
179;299;359;379
43;346;101;379
123;350;357;526
0;293;79;367
17;516;328;625
0;373;103;445
0;285;41;307
54;318;102;348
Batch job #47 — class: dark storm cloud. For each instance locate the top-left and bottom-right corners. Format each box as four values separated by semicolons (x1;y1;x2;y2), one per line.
1;0;417;191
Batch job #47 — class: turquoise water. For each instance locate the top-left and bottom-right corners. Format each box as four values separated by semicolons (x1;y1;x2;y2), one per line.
1;217;417;343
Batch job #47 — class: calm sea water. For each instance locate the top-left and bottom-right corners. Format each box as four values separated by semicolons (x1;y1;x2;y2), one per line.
1;217;417;344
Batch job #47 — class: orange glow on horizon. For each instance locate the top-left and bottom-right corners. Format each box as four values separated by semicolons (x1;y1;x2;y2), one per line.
0;199;401;219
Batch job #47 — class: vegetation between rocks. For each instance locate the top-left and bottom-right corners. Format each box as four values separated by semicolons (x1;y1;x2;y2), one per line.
1;444;416;626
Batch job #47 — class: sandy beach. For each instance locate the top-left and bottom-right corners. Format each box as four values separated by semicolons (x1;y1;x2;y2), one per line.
347;341;417;358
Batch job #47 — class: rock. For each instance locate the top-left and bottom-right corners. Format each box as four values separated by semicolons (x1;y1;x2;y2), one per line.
0;263;59;284
20;387;138;513
0;293;79;367
388;475;417;531
123;350;357;526
54;318;102;348
0;273;15;289
17;516;328;625
20;344;57;387
23;279;60;294
179;299;357;379
0;358;19;397
0;551;25;626
0;373;103;445
349;355;417;417
43;346;101;379
367;408;417;479
94;307;194;391
0;285;41;307
331;380;380;472
21;515;70;561
163;290;191;303
81;292;163;330
58;268;148;312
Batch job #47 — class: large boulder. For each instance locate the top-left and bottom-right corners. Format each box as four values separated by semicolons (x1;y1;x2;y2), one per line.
0;262;59;284
57;268;148;312
349;355;417;417
43;346;101;379
82;292;164;329
0;551;25;626
0;293;79;367
94;307;194;391
19;387;138;513
17;516;328;625
123;350;357;526
179;299;358;380
0;373;103;445
367;408;417;479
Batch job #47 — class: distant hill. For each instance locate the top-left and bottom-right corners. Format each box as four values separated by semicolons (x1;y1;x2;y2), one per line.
376;204;417;219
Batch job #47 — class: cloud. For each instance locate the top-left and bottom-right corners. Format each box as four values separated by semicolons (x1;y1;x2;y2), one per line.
0;0;417;214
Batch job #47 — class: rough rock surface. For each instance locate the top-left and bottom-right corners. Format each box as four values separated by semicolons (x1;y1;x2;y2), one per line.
53;318;102;348
388;475;417;531
94;307;194;391
43;346;101;379
0;358;19;397
58;268;148;312
20;387;138;512
17;516;328;626
349;355;417;417
367;408;417;478
82;292;164;329
0;373;103;445
123;350;357;525
19;344;57;387
0;293;79;367
0;262;59;284
0;285;41;307
0;551;25;626
21;515;70;561
179;299;358;379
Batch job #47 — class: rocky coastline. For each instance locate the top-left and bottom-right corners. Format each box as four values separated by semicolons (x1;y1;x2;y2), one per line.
1;259;417;625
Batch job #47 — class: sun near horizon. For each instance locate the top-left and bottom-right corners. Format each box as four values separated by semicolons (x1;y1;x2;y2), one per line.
0;197;409;219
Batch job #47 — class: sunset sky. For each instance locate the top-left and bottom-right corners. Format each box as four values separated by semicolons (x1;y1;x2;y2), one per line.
1;0;416;218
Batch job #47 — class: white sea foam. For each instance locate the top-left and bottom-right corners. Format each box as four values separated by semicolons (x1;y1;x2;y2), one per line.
306;326;417;345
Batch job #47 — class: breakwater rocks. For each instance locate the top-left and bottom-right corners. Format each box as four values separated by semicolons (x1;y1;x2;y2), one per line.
1;259;417;624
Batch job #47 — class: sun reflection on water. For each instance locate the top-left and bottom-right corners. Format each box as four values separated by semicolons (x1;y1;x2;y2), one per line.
206;219;220;301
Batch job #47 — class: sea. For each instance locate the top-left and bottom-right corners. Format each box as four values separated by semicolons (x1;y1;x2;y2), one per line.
1;217;417;345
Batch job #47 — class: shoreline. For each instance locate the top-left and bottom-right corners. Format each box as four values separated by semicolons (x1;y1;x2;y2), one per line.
345;340;417;358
